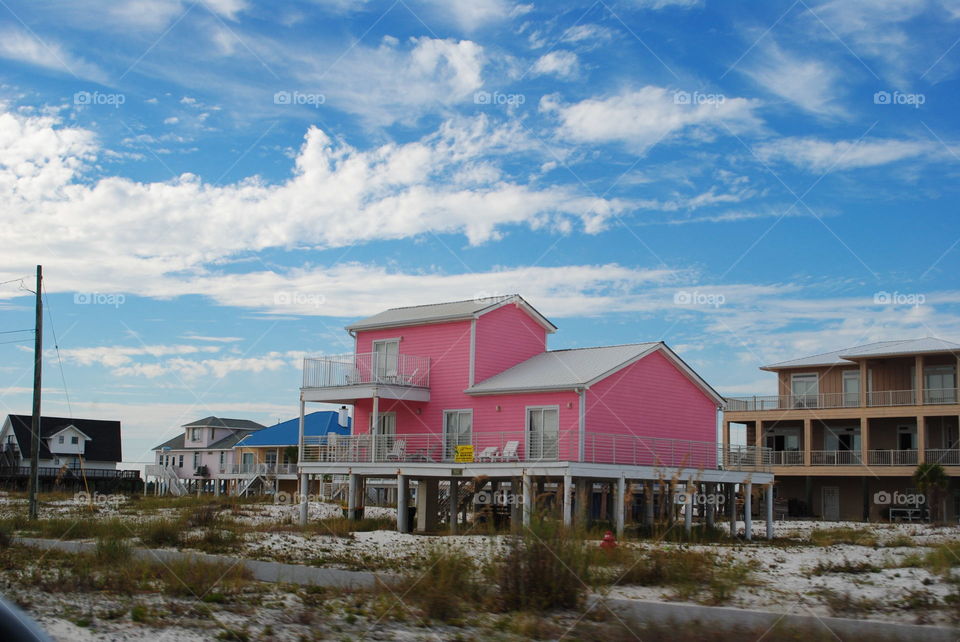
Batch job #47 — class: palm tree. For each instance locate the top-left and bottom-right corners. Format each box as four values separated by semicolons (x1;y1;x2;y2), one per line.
913;463;949;523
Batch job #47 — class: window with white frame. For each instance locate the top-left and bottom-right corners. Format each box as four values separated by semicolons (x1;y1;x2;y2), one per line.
790;373;819;408
443;410;472;459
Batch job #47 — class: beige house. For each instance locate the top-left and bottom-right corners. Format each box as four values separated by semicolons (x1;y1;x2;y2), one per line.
724;338;960;522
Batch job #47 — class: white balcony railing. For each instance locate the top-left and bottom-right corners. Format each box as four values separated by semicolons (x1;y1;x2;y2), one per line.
869;450;919;466
926;449;960;465
769;450;804;466
810;450;863;466
301;431;770;472
726;388;958;412
302;352;430;389
227;463;298;475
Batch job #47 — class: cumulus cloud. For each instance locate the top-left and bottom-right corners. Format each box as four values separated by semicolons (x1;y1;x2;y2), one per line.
532;51;579;78
0;106;630;307
541;86;762;153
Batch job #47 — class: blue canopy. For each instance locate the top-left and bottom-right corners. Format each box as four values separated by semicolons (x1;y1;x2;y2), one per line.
239;411;350;447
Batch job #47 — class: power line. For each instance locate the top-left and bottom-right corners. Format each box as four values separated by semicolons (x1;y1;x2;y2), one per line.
0;276;29;287
42;283;73;418
0;338;33;346
0;328;33;334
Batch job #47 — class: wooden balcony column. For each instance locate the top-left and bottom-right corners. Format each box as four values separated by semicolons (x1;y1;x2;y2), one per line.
860;417;869;466
859;360;868;407
755;421;764;450
916;354;924;405
917;415;926;464
803;418;812;467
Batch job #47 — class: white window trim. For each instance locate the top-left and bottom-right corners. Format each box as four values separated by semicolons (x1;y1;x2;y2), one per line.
525;405;560;459
790;372;819;394
442;409;473;454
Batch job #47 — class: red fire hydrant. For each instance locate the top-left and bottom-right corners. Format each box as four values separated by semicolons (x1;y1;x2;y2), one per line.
600;530;618;552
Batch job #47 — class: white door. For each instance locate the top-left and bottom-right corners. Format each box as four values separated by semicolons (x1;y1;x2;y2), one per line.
527;407;559;460
443;410;472;460
372;340;399;381
371;412;396;460
822;486;840;521
791;373;819;408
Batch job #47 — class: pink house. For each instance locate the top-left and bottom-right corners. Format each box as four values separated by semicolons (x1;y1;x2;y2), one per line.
298;296;772;536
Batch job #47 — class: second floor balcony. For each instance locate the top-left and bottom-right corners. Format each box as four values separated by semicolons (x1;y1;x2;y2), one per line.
301;352;431;403
726;388;959;412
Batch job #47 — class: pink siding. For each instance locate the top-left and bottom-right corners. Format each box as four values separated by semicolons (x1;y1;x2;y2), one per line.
354;319;578;458
473;303;547;384
585;350;717;468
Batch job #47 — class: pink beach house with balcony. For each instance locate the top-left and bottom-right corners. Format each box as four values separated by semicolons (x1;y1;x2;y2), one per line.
297;295;772;536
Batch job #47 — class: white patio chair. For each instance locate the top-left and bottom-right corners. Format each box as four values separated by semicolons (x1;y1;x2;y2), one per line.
495;440;520;462
476;446;498;461
385;439;406;461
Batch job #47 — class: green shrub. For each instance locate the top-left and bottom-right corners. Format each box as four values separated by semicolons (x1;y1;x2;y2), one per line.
398;546;485;622
159;557;251;599
808;527;877;547
139;519;183;547
495;518;592;612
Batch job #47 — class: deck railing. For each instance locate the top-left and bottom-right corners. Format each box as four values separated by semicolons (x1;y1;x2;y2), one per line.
868;449;919;466
926;449;960;465
769;450;804;466
301;431;770;472
1;466;140;480
726;388;958;412
302;352;430;389
226;463;298;475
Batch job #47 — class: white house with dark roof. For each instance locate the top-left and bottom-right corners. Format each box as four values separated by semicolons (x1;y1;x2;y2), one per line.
147;416;265;495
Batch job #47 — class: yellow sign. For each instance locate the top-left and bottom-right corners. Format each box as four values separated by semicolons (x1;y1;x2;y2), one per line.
454;445;474;463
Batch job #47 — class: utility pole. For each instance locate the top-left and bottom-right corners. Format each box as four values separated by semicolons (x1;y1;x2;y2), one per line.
28;265;42;520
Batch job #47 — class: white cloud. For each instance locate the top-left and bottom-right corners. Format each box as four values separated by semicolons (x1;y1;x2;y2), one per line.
287;36;486;126
0;107;630;304
180;334;243;343
106;0;247;29
542;86;762;153
417;0;532;31
532;51;579;79
741;41;844;116
754;137;938;171
560;24;614;45
0;29;107;82
56;345;222;369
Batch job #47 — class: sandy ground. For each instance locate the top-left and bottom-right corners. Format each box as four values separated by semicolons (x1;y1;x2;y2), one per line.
3;493;960;636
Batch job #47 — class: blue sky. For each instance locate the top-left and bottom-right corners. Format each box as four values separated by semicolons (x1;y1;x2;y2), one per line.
1;0;959;464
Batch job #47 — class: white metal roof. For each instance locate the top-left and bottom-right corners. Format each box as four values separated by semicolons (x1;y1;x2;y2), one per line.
466;343;659;393
466;341;724;404
762;337;960;370
345;295;557;332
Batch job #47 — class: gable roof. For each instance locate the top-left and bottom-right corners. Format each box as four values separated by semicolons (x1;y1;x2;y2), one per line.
182;416;265;430
465;342;724;405
47;425;92;441
238;411;351;448
345;295;557;333
761;337;960;370
152;429;258;452
6;415;122;462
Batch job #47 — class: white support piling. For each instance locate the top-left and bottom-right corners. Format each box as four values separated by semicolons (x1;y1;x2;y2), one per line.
684;481;693;536
397;474;408;533
615;476;626;539
522;473;532;527
297;399;308;526
744;482;753;541
766;483;774;540
563;473;573;527
347;473;358;521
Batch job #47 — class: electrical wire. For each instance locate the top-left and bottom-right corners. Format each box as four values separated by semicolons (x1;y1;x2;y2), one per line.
42;283;73;417
0;329;32;334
